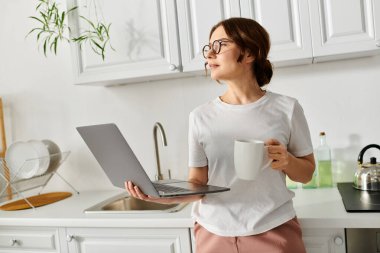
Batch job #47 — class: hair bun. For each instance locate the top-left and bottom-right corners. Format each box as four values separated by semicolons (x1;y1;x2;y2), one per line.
254;59;273;87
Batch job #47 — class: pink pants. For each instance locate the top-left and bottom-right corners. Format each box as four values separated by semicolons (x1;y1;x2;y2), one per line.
194;217;306;253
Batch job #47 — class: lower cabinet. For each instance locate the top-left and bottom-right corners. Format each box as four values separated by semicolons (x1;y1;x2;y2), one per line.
190;227;346;253
302;228;346;253
65;227;192;253
0;226;346;253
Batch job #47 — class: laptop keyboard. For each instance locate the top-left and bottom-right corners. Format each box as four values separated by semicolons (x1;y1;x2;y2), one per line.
152;183;189;193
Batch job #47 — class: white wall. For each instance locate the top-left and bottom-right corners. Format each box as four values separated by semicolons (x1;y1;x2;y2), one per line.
1;1;379;192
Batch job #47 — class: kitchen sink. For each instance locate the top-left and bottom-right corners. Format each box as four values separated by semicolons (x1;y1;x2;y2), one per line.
84;193;187;214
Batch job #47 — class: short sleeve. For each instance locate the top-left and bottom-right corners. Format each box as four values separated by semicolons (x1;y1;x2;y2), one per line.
188;112;208;167
288;101;314;157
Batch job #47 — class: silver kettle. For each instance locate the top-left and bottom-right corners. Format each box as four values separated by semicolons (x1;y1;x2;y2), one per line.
353;144;380;191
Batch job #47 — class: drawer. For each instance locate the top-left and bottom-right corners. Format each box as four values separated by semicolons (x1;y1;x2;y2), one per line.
0;227;59;251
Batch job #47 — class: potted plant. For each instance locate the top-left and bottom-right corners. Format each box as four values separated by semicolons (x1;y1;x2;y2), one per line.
27;0;113;60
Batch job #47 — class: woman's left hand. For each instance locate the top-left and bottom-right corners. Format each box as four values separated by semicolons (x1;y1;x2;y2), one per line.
265;139;290;171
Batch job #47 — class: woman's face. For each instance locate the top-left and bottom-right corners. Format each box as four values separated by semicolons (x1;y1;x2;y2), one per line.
206;26;247;81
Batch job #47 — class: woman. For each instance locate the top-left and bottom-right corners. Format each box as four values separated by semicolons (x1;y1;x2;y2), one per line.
126;17;315;253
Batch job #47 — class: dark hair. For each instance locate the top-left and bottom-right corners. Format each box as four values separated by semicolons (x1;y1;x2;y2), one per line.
209;17;273;87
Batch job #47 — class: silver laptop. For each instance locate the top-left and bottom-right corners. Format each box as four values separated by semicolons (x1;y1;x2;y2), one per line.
76;123;230;197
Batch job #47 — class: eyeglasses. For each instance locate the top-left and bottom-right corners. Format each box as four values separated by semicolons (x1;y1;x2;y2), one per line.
202;39;234;59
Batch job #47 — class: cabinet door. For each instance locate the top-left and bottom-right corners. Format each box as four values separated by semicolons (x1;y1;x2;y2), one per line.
66;227;191;253
302;228;345;253
177;0;241;72
68;0;181;86
240;0;313;67
0;226;61;253
309;0;380;62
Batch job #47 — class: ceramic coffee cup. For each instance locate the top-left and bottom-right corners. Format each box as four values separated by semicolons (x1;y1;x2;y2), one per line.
234;139;272;180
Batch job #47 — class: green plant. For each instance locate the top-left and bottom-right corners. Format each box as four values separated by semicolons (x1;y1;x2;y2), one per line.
27;0;113;60
72;16;113;60
27;0;77;56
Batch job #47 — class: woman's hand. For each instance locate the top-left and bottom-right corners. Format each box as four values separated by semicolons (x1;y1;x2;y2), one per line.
125;181;204;205
125;181;177;204
265;139;289;171
125;167;208;204
265;139;316;183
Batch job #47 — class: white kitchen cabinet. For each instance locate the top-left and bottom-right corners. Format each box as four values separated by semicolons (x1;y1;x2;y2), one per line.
190;227;345;253
302;228;346;253
0;226;62;253
240;0;314;67
67;0;182;86
65;227;192;253
309;0;380;62
176;0;241;72
67;0;380;86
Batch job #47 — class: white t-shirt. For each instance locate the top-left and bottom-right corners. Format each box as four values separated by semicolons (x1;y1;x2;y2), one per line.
188;91;313;237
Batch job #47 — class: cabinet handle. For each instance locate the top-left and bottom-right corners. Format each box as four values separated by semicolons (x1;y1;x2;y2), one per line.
169;64;177;71
66;235;75;242
334;236;343;246
10;238;18;246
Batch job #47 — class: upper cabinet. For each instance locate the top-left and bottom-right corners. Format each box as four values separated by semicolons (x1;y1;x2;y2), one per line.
240;0;380;66
67;0;182;86
67;0;380;86
309;0;380;62
176;0;240;72
240;0;313;67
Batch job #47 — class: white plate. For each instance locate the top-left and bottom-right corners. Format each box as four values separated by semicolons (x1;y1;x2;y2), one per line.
27;140;50;176
5;141;40;180
41;139;61;173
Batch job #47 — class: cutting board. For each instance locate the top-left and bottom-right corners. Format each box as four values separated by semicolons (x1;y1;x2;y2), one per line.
0;192;72;211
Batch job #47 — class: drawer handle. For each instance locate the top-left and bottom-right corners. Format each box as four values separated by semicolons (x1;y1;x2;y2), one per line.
334;236;343;246
10;238;18;246
66;235;75;242
169;64;177;71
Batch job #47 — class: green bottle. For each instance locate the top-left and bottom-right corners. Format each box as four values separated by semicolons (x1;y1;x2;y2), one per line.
317;132;333;187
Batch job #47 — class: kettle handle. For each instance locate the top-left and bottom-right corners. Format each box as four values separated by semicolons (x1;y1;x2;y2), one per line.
357;144;380;164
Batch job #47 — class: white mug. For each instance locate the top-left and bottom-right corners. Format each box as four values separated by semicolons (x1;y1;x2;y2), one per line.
234;139;272;180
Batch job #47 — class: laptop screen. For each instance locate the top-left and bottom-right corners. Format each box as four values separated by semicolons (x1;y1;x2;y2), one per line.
76;123;159;196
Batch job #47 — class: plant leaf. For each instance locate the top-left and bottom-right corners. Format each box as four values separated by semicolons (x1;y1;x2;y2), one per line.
60;11;65;26
43;38;48;56
80;16;96;30
54;37;58;54
67;6;78;13
26;27;42;38
91;39;103;51
37;30;45;40
29;16;45;25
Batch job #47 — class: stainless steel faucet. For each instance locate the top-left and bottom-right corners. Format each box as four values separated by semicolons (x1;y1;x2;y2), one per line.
153;122;170;180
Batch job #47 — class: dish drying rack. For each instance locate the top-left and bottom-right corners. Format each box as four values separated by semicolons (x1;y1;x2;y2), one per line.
0;151;79;210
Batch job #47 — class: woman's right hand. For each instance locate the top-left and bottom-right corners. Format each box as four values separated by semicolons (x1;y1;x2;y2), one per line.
125;166;208;205
125;181;178;204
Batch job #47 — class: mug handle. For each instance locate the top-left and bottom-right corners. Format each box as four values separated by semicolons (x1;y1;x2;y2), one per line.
262;159;272;170
262;146;273;170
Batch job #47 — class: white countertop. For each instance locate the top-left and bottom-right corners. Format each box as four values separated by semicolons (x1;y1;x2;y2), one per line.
293;187;380;228
0;190;194;228
1;187;380;229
